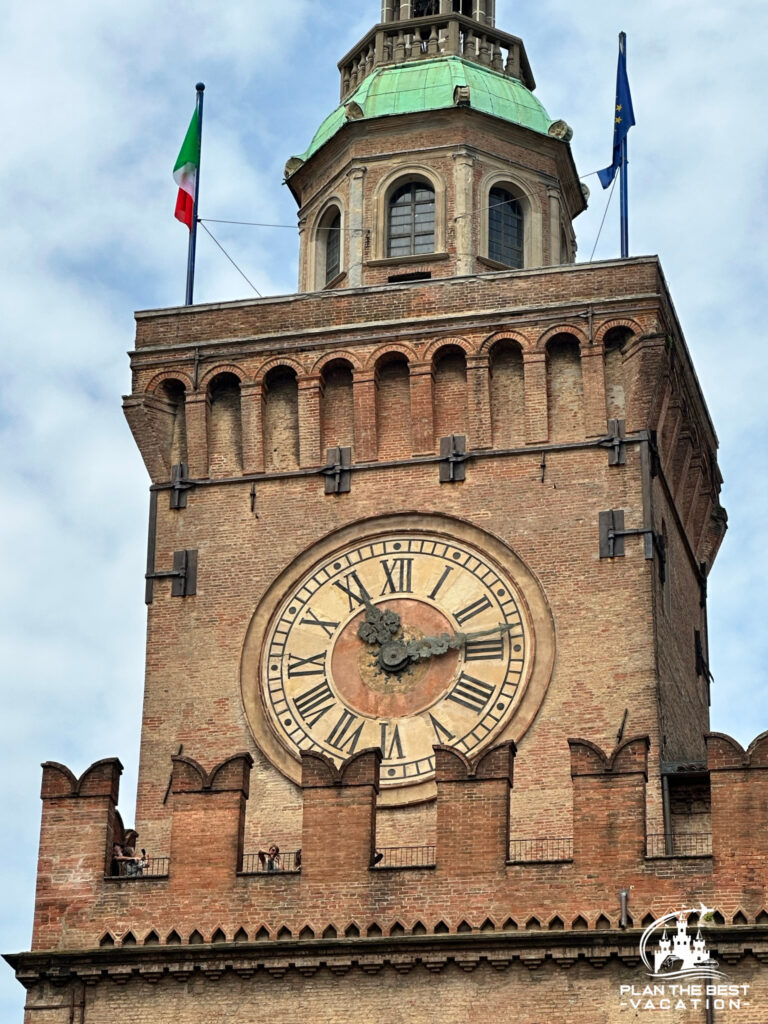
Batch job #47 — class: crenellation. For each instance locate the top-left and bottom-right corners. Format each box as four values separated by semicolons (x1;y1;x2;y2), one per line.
23;733;768;963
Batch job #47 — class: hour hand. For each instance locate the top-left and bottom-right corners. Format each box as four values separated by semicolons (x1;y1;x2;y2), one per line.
358;595;401;646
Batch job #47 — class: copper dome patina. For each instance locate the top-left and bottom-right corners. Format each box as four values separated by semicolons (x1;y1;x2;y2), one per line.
289;56;553;171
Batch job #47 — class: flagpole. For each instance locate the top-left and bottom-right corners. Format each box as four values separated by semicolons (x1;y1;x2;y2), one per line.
184;82;205;306
620;136;629;258
619;33;629;258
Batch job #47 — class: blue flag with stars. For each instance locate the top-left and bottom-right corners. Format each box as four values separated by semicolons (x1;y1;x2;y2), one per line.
598;33;635;189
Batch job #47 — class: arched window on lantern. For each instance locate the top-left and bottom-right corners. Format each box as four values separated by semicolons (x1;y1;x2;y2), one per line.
388;180;435;258
316;205;343;288
488;186;524;268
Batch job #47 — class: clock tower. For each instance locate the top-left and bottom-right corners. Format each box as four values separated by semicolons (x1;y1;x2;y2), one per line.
8;2;768;1022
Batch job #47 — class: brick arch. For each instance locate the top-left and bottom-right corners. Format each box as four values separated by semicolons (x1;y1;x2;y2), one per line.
366;342;418;370
595;317;641;347
537;324;589;353
254;356;306;384
145;369;194;394
200;363;248;388
422;336;475;363
481;330;529;355
311;350;363;375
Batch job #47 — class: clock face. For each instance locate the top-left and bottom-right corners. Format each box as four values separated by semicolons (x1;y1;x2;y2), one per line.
255;530;533;792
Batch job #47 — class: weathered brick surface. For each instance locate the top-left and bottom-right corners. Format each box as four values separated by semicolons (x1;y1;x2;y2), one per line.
16;958;767;1024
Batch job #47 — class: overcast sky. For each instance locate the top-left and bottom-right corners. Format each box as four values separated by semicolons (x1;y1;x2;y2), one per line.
2;0;767;1015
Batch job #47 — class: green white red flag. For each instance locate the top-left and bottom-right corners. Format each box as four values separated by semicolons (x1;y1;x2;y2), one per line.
173;109;200;230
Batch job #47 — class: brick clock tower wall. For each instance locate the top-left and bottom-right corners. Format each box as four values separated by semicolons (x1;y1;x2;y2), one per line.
123;258;725;861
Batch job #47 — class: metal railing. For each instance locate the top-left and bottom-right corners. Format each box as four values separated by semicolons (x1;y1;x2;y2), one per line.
240;851;302;875
108;857;169;879
371;845;436;869
646;833;713;858
508;838;573;863
339;14;528;101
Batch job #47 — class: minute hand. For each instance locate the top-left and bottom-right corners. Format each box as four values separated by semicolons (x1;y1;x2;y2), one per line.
405;622;517;662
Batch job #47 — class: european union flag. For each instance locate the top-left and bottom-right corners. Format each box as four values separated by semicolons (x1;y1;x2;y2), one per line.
598;33;635;189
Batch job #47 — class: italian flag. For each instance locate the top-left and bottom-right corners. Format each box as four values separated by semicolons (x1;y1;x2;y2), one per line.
173;109;200;230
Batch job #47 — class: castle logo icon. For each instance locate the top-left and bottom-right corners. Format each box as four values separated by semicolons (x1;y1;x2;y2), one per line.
640;904;724;981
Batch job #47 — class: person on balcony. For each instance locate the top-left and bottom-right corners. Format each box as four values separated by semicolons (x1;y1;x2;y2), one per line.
258;845;282;871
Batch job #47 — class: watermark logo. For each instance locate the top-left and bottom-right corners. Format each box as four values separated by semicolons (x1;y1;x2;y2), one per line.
639;903;724;981
618;900;752;1012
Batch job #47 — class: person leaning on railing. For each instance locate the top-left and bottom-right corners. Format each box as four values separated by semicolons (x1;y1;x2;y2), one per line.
111;828;149;877
258;844;282;872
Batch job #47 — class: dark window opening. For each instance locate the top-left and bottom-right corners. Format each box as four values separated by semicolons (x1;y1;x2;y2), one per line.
388;181;435;258
387;270;432;283
325;211;341;284
489;187;523;268
453;0;473;16
414;0;439;15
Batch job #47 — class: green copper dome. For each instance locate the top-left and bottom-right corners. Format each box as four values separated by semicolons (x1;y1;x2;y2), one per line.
291;56;553;168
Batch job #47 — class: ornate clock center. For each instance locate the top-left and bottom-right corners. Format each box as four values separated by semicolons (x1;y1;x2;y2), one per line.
378;640;410;673
331;599;460;719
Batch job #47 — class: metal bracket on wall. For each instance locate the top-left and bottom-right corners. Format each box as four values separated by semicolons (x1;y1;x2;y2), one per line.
169;463;192;509
322;446;352;494
698;561;708;609
599;509;658;560
694;629;714;682
145;550;198;603
648;430;660;478
439;434;467;483
605;419;627;466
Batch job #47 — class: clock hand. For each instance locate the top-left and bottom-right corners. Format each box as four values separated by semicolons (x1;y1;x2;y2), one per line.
357;594;402;646
406;622;517;662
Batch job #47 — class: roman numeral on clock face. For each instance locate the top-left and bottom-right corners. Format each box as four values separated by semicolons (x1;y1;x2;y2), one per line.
326;709;364;754
300;608;340;638
428;565;453;601
380;557;413;595
454;595;493;625
464;637;504;661
380;721;404;760
294;681;336;727
333;571;371;611
287;651;326;677
447;673;495;713
428;713;455;744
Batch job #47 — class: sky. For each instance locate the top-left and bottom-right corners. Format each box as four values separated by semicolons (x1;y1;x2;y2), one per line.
1;0;767;1016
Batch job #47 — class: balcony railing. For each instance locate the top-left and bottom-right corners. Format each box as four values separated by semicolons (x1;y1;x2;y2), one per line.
338;14;531;101
108;857;169;879
240;850;302;875
646;833;713;858
371;845;436;869
508;838;573;863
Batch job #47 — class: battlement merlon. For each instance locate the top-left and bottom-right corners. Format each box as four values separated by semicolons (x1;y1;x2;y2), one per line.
707;730;768;877
168;753;253;891
569;736;650;869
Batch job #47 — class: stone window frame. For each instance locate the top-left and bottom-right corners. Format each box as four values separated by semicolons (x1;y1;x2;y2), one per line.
477;169;541;270
372;165;447;264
